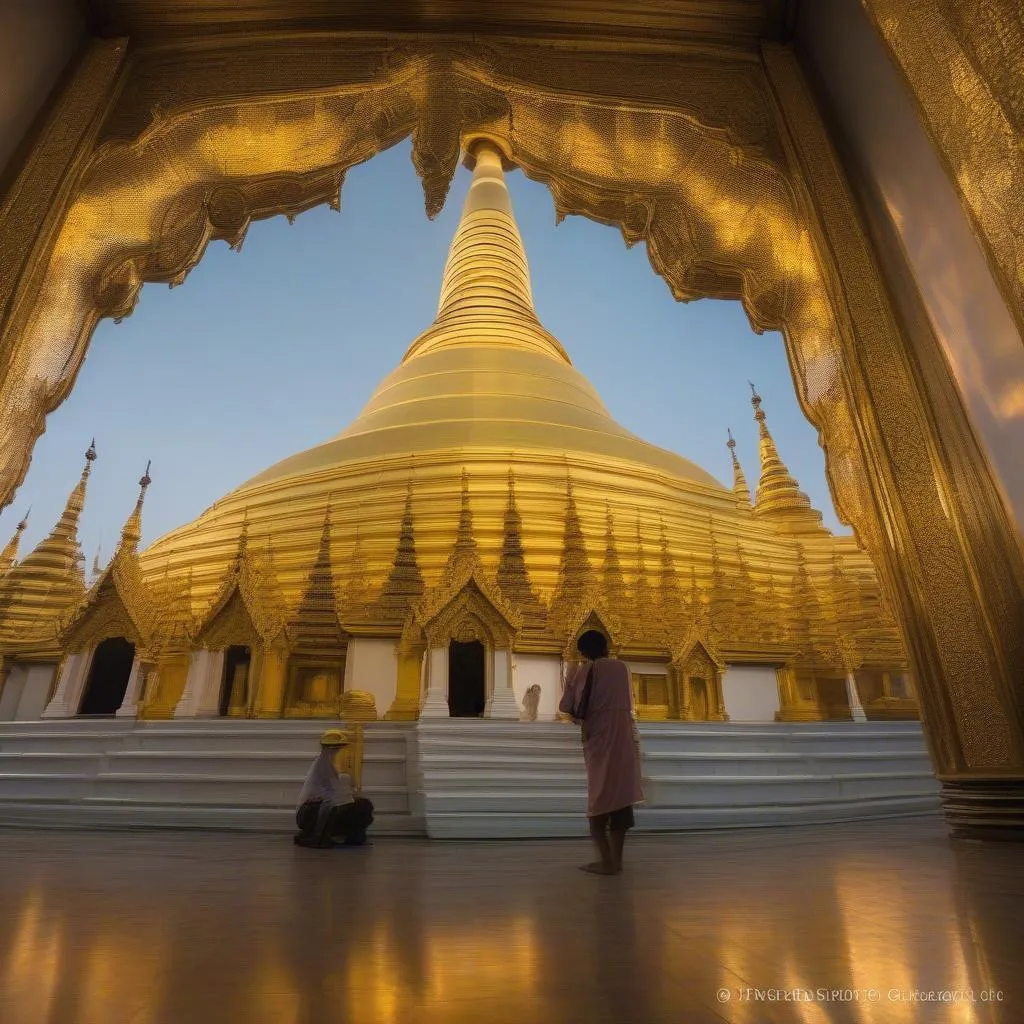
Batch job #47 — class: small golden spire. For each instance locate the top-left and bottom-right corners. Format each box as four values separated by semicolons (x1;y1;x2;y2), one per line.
378;480;425;621
496;467;544;627
0;509;29;572
600;503;628;614
118;460;152;551
548;472;594;625
748;383;826;535
726;428;752;509
448;467;478;566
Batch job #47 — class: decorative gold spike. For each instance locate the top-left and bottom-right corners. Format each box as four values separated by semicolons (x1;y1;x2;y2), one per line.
496;468;545;630
377;482;426;623
749;384;826;535
726;428;752;509
600;503;628;618
0;509;29;573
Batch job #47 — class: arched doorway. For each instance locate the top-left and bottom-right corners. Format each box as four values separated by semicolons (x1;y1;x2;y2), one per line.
448;640;486;718
219;645;251;717
78;637;136;716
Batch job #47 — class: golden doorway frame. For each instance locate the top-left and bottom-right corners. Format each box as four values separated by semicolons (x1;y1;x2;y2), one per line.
0;32;1022;831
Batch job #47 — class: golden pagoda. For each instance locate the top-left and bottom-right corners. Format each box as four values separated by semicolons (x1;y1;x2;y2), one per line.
0;140;915;726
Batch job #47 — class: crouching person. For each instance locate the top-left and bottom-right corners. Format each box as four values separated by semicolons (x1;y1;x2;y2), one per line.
294;729;374;848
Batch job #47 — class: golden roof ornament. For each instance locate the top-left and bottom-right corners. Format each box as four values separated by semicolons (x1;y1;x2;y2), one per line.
726;428;753;510
377;483;426;623
119;460;152;551
0;508;29;573
658;519;686;632
292;503;347;651
748;384;826;536
548;473;595;630
0;442;96;650
629;516;657;638
600;503;628;618
495;468;545;630
59;460;162;656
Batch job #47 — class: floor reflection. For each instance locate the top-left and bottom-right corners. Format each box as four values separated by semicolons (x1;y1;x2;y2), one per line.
0;818;1020;1023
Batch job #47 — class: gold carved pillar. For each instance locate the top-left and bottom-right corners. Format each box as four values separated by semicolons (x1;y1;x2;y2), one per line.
254;645;288;719
386;649;424;721
763;44;1024;837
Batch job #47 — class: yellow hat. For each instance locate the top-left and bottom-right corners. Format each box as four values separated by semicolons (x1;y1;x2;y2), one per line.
320;729;349;747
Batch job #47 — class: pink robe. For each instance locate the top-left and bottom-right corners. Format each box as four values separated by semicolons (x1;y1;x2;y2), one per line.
559;658;644;817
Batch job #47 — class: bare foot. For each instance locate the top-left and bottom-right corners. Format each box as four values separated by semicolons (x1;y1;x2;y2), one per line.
580;862;617;875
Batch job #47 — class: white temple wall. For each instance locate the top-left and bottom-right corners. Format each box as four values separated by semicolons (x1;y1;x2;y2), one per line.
623;661;668;677
721;665;782;723
17;664;57;720
514;654;562;721
0;664;27;720
345;639;398;719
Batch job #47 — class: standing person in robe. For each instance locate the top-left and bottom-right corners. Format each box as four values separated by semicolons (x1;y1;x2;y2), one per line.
559;629;643;874
294;729;374;848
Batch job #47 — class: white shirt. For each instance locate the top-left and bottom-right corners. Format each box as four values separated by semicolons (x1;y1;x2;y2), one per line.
297;749;354;809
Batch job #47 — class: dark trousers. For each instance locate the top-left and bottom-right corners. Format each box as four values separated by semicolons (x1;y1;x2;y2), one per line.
295;798;374;847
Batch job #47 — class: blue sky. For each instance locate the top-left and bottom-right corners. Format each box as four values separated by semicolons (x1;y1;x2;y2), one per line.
2;139;846;563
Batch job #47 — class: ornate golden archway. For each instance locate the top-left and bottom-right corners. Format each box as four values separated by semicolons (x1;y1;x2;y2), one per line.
1;29;1022;835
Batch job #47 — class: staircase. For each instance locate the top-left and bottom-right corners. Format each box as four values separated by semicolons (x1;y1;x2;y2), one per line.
0;719;940;837
0;720;421;833
637;721;941;830
416;719;940;838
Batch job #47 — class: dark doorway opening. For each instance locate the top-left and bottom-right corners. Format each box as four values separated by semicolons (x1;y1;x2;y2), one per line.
448;640;486;718
219;644;252;716
78;637;136;716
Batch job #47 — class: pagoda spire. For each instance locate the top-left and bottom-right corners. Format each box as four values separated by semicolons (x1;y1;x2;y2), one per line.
378;483;426;622
20;440;96;578
116;460;152;555
548;473;594;625
726;428;752;510
442;468;479;577
292;502;347;651
343;523;370;616
629;517;657;636
0;509;29;573
0;442;96;647
748;384;826;535
402;139;570;365
600;503;628;615
496;469;544;626
658;519;685;631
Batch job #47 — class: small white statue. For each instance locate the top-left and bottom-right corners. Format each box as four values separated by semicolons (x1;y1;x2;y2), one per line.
521;684;542;722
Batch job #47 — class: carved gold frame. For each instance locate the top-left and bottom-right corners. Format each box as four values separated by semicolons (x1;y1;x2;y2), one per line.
0;32;1022;800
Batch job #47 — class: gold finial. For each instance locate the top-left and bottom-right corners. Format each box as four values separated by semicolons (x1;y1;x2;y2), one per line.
726;428;752;509
747;385;826;534
0;509;30;571
119;459;153;551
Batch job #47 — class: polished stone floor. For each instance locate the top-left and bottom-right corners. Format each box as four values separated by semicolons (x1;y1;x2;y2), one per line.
0;816;1020;1024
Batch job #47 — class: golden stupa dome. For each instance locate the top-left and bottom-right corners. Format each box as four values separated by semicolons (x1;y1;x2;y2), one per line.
140;141;821;611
